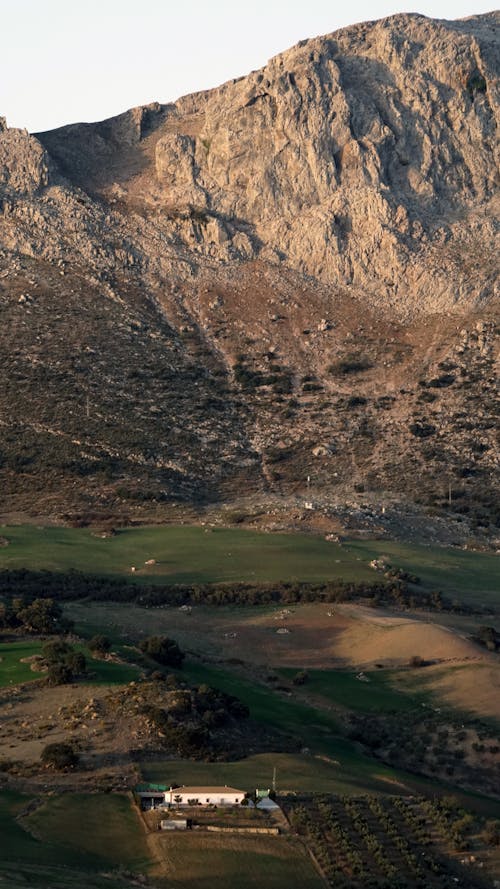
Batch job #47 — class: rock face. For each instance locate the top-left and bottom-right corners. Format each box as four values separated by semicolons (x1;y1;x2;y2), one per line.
38;11;499;314
0;126;51;195
0;12;498;526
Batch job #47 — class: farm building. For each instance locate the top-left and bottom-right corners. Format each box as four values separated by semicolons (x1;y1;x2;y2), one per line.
136;783;169;810
160;819;189;830
257;797;280;811
164;786;245;807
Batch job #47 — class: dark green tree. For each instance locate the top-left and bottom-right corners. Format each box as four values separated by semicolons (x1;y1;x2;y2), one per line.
17;598;72;634
139;635;184;668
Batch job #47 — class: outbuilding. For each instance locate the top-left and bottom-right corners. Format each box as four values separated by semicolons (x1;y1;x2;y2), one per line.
136;783;169;810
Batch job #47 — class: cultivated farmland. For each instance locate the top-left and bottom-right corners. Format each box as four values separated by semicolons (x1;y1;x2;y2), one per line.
286;794;496;887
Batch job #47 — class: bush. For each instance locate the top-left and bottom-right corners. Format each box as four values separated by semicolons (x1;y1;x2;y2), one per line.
139;635;185;668
409;422;436;438
483;819;500;846
42;639;86;683
41;742;79;770
66;651;87;674
46;662;74;685
328;356;372;375
42;640;72;662
88;634;112;654
292;670;309;685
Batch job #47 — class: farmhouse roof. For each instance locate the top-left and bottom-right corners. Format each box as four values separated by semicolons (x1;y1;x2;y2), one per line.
172;786;244;794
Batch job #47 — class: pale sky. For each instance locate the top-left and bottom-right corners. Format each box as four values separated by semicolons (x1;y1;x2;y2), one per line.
1;0;495;133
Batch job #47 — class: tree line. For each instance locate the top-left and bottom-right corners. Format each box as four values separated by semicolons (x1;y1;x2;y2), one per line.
0;568;460;612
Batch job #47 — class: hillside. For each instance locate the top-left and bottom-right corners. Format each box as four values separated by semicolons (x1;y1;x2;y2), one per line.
0;12;498;530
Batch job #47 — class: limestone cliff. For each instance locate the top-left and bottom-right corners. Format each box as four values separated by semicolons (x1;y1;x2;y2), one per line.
36;11;500;314
0;13;498;531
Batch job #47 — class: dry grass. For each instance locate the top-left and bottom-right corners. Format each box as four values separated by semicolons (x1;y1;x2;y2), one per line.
147;831;322;888
330;607;482;667
401;661;500;720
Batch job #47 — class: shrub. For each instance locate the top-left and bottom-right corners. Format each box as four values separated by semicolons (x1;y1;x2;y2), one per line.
292;670;309;686
467;69;487;96
46;662;74;685
409;422;436;438
139;635;185;668
66;651;87;674
41;742;79;770
328;356;372;375
42;640;72;662
483;820;500;846
88;634;112;654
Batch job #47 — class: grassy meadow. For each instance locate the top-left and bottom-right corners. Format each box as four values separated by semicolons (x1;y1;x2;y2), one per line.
277;667;427;713
0;640;44;686
0;791;149;871
0;523;497;606
141;749;409;797
0;524;373;583
26;793;151;871
0;639;140;688
343;539;499;607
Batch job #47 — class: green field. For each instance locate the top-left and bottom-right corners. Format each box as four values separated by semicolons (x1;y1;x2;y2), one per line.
0;523;497;605
183;659;340;736
343;539;499;606
0;791;149;871
26;793;151;871
0;640;140;688
0;863;147;889
0;791;80;868
0;524;374;584
278;667;427;713
0;640;44;685
141;750;406;796
177;660;435;796
153;832;323;889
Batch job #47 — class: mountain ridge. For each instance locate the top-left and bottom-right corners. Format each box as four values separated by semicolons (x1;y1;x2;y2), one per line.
0;12;498;535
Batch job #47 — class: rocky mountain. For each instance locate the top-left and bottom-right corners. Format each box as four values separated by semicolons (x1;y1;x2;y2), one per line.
0;12;498;536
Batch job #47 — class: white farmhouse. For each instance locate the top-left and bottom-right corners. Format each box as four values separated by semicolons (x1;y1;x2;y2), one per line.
164;785;245;807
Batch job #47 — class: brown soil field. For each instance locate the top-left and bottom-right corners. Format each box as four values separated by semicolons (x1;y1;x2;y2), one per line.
329;607;484;667
67;600;487;669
